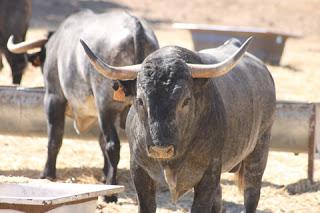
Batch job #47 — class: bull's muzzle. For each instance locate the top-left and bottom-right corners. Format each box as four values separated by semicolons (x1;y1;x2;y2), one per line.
148;145;175;159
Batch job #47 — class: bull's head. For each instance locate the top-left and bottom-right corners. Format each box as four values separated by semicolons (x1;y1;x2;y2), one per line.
80;38;251;160
7;32;54;68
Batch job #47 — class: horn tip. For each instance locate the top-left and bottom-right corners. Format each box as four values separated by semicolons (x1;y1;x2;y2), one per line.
240;36;253;52
7;35;14;45
244;36;253;45
79;39;86;48
80;39;97;61
7;35;15;51
80;39;89;50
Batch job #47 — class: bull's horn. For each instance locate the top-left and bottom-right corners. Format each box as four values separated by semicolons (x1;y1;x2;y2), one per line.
80;39;140;80
188;37;252;78
7;35;48;54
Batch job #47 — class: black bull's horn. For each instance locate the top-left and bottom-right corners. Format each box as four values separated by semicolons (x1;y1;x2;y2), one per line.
80;39;140;80
80;37;252;80
7;35;48;54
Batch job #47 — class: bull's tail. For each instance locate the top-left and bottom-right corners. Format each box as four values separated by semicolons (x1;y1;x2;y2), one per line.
131;15;146;64
235;161;245;193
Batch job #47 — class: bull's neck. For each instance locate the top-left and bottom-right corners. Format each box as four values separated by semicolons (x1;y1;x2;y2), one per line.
191;80;226;152
194;81;224;128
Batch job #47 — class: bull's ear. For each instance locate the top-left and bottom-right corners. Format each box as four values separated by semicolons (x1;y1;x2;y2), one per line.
119;79;137;98
27;52;42;67
27;49;45;67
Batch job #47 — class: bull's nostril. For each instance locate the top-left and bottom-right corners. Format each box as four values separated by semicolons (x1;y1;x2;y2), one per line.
148;144;175;159
167;146;174;154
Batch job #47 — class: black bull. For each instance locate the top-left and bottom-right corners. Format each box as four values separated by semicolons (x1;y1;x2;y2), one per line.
8;10;159;202
81;37;276;212
0;0;32;84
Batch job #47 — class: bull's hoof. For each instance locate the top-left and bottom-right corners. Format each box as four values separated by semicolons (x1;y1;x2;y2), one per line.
102;195;118;203
100;175;107;183
40;172;56;181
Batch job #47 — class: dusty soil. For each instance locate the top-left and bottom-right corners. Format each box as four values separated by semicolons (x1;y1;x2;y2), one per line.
1;0;320;212
0;137;320;213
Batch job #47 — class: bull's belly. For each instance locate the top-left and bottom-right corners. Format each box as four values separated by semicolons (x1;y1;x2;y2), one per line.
220;131;260;172
65;96;98;134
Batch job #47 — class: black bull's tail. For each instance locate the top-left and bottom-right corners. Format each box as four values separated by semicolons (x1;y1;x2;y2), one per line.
132;16;146;64
235;161;245;192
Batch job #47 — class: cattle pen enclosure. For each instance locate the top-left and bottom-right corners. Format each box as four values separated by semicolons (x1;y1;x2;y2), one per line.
0;86;319;183
1;28;320;213
1;0;320;212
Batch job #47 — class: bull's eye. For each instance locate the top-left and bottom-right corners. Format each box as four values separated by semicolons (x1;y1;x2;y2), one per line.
136;98;144;107
182;97;191;108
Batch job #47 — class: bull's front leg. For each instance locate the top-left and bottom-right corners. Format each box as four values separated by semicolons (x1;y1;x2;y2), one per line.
4;49;27;84
41;92;67;180
192;161;222;213
131;161;156;213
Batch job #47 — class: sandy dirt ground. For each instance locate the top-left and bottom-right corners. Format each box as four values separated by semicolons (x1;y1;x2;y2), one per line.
1;0;320;212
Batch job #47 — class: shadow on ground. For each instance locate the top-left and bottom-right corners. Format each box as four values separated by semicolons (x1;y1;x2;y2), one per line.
223;201;272;213
221;178;284;189
285;179;320;195
279;64;303;72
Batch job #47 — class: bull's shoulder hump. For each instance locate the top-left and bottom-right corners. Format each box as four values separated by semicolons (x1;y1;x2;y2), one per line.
65;9;94;20
147;45;202;63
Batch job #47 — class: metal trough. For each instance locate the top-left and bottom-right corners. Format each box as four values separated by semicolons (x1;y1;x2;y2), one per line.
173;23;301;65
0;182;124;213
0;86;319;181
0;86;100;139
271;101;318;153
271;101;320;182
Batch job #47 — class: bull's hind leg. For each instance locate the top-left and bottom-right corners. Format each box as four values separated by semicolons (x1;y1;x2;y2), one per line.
97;111;120;202
0;52;3;70
240;129;271;213
41;91;67;180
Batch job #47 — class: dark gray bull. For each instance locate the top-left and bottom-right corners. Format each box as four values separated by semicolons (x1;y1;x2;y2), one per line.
81;37;276;212
8;10;159;202
0;0;32;84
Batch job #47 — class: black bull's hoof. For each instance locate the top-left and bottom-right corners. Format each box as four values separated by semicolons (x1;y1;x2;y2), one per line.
39;171;56;181
102;194;118;203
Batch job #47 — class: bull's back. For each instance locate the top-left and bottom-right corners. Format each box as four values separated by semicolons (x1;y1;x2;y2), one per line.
50;9;157;87
213;54;275;172
44;10;158;130
47;10;134;117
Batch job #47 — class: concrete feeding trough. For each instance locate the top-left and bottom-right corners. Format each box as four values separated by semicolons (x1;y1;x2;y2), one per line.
173;23;301;65
271;101;320;182
0;86;319;181
0;182;124;213
0;86;100;139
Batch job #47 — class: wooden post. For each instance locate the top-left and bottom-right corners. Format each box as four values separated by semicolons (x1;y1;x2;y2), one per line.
308;104;316;183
